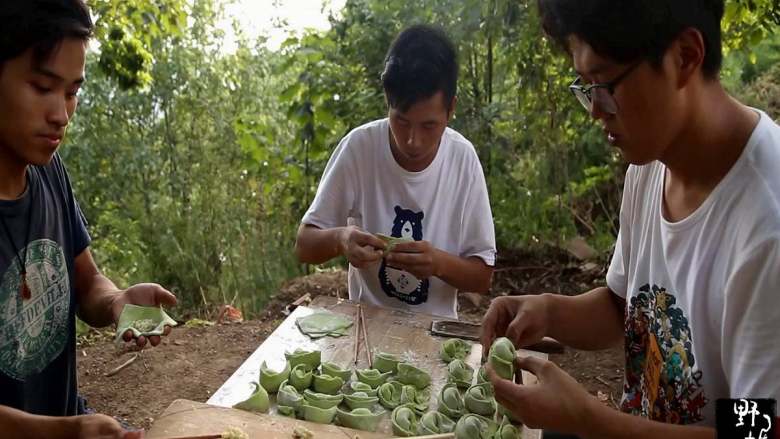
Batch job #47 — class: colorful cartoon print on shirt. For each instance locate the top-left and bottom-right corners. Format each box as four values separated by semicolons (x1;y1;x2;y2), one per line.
621;283;708;424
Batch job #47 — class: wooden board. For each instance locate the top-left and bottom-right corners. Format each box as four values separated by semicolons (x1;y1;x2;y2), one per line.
146;399;388;439
147;296;544;438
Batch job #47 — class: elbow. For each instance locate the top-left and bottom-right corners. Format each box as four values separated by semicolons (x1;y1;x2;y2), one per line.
474;268;494;294
294;236;309;264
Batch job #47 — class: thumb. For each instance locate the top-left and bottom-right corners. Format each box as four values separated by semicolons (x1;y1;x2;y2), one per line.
154;286;177;307
515;354;548;377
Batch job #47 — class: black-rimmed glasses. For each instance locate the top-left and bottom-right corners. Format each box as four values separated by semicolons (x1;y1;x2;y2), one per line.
569;62;641;115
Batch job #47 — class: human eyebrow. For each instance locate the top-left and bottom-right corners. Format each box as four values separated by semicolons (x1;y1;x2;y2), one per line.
34;67;84;85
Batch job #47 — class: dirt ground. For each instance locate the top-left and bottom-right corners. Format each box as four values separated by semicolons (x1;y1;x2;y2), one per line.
77;250;624;431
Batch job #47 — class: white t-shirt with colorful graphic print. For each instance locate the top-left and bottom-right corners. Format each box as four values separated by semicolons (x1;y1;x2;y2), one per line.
302;118;496;318
607;110;780;427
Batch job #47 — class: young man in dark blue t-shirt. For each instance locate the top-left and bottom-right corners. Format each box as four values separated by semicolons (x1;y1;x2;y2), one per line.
0;1;177;437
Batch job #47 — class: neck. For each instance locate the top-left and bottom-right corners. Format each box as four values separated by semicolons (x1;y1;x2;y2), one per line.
660;82;759;190
0;147;29;200
388;128;439;172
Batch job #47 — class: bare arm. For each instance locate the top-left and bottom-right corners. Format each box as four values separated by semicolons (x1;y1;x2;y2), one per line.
295;223;386;268
295;224;348;264
74;248;122;328
429;250;493;293
0;405;77;439
545;286;625;350
75;248;176;347
582;399;715;439
482;286;624;352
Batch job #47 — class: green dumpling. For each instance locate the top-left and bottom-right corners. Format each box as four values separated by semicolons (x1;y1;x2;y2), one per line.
232;382;269;413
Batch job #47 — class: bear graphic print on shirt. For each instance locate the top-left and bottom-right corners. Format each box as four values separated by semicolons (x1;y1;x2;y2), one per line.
378;205;429;305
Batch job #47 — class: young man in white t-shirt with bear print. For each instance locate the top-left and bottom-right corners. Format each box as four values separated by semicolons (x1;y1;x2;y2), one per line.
295;25;496;319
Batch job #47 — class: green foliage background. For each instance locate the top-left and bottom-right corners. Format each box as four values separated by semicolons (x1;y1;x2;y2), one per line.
64;0;780;317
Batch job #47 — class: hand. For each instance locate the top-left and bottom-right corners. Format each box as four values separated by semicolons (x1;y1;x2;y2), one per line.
111;283;177;349
480;295;550;359
487;355;596;434
385;240;441;279
338;226;385;269
75;414;144;439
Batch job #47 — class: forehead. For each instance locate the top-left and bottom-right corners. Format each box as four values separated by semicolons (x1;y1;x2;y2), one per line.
568;35;617;77
389;90;449;120
8;38;87;81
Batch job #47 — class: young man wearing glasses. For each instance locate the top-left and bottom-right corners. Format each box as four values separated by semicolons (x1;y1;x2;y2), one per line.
481;1;780;438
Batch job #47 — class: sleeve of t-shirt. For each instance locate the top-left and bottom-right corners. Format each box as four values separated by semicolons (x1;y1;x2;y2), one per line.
721;236;780;402
300;134;358;230
606;166;637;299
459;158;496;266
51;154;91;257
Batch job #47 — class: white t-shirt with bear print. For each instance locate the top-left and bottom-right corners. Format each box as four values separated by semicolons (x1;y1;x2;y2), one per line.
302;118;496;318
607;109;780;427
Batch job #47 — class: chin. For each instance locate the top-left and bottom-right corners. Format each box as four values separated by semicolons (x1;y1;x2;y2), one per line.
28;149;58;166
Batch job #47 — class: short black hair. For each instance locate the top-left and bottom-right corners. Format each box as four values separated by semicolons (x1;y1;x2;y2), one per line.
538;0;725;79
381;24;458;112
0;0;93;68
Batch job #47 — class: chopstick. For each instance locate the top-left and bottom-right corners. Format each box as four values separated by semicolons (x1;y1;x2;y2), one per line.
359;304;372;368
403;433;455;439
353;304;361;365
163;435;223;439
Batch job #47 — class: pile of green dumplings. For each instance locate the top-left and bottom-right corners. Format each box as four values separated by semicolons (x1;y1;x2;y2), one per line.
232;337;522;438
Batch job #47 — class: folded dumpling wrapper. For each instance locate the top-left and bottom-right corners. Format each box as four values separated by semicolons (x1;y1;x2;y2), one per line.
115;304;177;344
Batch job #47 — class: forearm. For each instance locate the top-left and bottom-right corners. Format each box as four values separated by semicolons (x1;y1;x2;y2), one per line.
436;251;493;293
581;398;714;439
295;224;346;264
77;272;121;328
545;286;624;350
0;405;78;439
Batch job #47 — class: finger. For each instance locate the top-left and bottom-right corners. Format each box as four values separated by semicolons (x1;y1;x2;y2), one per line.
505;315;530;347
163;325;172;336
355;245;383;262
386;252;422;266
390;241;422;253
486;363;529;412
480;301;508;356
123;330;134;342
154;287;178;307
148;335;161;346
356;231;387;249
135;335;147;348
515;354;549;377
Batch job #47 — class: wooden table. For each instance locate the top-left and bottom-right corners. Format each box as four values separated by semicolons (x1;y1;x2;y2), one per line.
147;296;544;438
